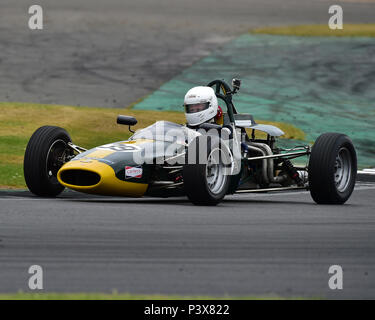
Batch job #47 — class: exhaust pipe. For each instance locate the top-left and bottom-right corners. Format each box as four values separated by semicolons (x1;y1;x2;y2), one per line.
243;142;287;184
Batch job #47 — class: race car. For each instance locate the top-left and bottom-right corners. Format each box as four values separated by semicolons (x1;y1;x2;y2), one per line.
23;79;357;206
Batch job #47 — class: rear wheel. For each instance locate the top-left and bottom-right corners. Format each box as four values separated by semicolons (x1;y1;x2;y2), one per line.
183;136;231;206
308;133;357;204
24;126;73;197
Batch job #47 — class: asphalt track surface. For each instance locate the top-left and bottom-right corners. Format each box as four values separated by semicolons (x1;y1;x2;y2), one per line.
1;0;375;107
1;0;375;298
0;182;374;298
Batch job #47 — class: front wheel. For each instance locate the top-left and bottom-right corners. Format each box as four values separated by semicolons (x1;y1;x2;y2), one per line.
24;126;73;197
308;133;357;204
183;136;231;206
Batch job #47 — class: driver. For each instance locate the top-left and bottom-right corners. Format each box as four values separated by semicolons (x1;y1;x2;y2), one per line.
183;86;223;127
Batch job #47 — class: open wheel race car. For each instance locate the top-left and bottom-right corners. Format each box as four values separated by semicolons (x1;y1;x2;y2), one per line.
24;79;357;206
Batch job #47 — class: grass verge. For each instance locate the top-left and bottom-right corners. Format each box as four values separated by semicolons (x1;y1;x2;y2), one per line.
252;24;375;37
0;102;304;188
0;292;293;300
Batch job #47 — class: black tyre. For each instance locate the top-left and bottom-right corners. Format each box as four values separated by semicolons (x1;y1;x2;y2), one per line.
183;135;231;206
308;133;357;204
24;126;72;197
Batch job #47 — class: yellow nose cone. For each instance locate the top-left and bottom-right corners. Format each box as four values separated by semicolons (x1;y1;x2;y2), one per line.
57;160;148;197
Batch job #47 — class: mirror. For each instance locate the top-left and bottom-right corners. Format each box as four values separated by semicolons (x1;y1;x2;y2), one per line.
232;78;241;92
117;115;138;126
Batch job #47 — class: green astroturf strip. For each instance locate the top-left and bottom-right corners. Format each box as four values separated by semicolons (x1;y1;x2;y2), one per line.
133;34;375;167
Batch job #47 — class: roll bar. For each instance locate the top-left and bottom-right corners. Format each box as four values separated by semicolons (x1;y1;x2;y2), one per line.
207;79;239;124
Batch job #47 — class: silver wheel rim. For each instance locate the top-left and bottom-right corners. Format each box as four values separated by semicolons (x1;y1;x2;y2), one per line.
206;148;227;195
46;139;68;183
334;147;352;192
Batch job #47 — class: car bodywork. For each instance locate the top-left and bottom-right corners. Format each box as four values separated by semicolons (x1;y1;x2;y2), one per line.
57;104;309;198
57;121;200;197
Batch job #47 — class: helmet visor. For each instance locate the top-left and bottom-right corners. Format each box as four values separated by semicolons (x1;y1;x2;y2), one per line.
184;102;209;114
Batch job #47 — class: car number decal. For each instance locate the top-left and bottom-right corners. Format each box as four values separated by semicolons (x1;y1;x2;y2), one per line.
98;143;141;152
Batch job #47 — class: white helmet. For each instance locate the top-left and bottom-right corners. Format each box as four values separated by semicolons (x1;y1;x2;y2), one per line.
184;86;218;126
